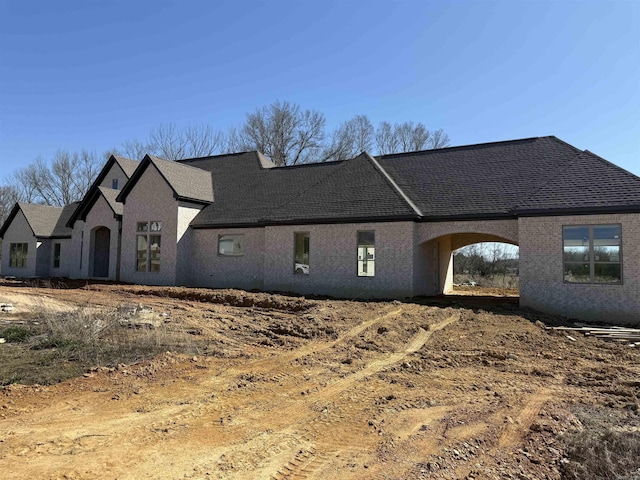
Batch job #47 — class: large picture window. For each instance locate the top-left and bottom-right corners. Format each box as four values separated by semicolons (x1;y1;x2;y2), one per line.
9;243;28;268
294;232;310;275
136;221;162;272
357;231;375;277
218;234;244;256
563;224;621;284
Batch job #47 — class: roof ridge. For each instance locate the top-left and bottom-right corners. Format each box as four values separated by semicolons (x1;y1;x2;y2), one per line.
580;149;640;180
175;150;257;163
149;154;213;174
364;153;423;217
377;136;550;159
510;146;585;212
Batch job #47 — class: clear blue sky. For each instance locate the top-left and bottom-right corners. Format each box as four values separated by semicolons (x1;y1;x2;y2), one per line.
1;0;638;178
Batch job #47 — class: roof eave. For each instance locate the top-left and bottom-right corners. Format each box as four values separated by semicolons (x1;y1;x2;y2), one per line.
190;214;421;229
515;205;640;217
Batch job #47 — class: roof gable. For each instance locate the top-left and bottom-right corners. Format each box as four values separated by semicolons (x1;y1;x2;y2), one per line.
67;154;137;227
0;202;79;239
117;155;214;204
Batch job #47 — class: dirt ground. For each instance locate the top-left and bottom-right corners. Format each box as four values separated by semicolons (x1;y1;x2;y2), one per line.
0;282;638;480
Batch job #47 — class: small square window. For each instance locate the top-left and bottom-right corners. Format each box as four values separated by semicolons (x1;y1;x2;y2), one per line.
112;179;118;189
218;235;245;256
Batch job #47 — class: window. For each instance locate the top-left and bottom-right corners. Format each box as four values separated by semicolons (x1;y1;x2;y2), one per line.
112;178;118;189
218;234;244;256
53;243;61;269
357;231;375;277
563;224;621;284
9;243;28;268
136;221;162;272
294;232;310;275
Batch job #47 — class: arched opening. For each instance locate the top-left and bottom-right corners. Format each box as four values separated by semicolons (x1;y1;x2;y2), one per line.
416;230;518;297
90;226;110;278
453;242;519;296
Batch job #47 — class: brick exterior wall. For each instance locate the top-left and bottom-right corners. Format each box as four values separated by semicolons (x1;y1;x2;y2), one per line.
120;165;179;285
262;222;415;298
188;227;265;290
1;211;38;278
519;214;640;325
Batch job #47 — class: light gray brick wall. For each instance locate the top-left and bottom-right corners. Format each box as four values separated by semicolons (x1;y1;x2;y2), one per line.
176;202;205;285
263;222;415;298
1;211;37;278
120;165;179;285
188;227;265;290
519;214;640;325
99;163;128;190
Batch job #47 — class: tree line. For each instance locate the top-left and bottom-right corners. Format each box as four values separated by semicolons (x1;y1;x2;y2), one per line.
0;100;450;225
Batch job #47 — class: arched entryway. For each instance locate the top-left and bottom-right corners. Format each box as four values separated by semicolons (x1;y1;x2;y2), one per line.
414;220;519;296
90;226;110;278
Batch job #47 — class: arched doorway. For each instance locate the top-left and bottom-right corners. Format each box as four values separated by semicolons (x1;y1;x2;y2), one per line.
415;221;519;297
91;226;110;278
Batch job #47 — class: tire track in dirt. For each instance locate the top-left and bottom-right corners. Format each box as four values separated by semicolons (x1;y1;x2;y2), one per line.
454;388;553;479
266;312;461;480
495;388;552;450
314;312;459;401
0;307;456;479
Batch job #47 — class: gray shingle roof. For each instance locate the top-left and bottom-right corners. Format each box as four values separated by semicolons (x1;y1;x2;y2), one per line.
377;136;640;219
16;202;79;238
67;154;138;228
180;151;418;227
98;187;123;216
118;155;214;204
113;155;139;178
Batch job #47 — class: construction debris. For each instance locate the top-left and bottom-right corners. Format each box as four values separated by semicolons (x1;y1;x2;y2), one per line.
547;324;640;347
0;303;14;313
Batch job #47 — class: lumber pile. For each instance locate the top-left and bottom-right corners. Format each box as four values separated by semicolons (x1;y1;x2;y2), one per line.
547;324;640;347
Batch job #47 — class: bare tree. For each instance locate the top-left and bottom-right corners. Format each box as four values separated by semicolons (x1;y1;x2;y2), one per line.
126;123;226;160
120;139;149;160
0;185;19;225
6;150;104;207
323;115;374;162
238;101;326;166
375;121;449;154
428;128;450;149
374;121;398;155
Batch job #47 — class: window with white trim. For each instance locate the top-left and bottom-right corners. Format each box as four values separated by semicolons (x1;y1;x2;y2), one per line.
218;234;244;256
136;221;162;272
357;231;375;277
563;224;621;284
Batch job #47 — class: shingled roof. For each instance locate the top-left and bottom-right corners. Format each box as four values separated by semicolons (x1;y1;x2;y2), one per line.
117;155;214;204
67;154;138;228
0;202;79;239
176;136;640;227
178;151;418;228
113;155;139;178
377;136;640;220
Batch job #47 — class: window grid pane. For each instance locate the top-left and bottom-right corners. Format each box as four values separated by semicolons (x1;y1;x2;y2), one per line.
136;235;148;271
357;231;375;277
563;225;622;284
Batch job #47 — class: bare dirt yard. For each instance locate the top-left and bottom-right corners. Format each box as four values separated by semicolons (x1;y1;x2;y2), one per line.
0;281;638;480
